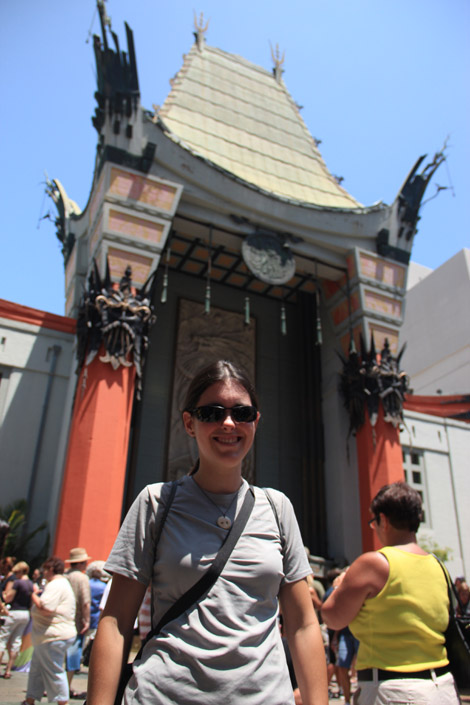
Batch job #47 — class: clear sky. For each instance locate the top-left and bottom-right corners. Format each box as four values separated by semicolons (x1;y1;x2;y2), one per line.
1;0;468;315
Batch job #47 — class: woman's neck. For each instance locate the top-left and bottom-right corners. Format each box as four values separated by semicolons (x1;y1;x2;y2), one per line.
386;531;427;554
193;465;243;494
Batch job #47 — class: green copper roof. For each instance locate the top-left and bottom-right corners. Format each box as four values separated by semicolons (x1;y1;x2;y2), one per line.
159;41;362;209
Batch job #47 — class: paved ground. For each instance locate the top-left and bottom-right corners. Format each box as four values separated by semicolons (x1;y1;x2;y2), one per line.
0;669;88;704
1;668;468;704
0;667;342;704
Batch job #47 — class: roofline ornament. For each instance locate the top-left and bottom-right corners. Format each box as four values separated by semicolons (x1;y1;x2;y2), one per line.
92;1;140;135
270;42;285;83
194;12;209;51
44;177;81;265
377;140;450;264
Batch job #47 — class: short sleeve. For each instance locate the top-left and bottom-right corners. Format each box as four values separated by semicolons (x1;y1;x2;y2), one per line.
267;488;312;585
40;580;62;611
105;483;166;585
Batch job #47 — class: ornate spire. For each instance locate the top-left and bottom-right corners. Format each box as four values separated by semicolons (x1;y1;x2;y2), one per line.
45;177;81;264
92;1;140;134
193;12;209;51
270;42;285;83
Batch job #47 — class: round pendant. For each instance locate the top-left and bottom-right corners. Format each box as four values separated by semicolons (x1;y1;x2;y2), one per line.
217;516;232;530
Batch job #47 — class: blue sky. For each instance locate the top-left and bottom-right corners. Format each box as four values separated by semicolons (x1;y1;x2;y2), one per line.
1;0;468;315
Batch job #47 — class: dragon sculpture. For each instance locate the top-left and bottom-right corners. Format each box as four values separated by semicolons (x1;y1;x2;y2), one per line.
76;260;156;398
339;335;410;440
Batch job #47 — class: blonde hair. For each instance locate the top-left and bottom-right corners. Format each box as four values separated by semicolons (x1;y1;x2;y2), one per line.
12;561;29;576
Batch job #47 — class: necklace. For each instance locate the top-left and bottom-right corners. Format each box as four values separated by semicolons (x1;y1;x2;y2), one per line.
191;477;241;529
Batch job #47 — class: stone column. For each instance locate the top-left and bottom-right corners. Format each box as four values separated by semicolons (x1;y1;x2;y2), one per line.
52;163;183;558
323;247;408;551
53;356;136;559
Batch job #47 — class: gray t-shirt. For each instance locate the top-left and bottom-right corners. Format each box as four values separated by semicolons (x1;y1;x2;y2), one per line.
105;476;311;705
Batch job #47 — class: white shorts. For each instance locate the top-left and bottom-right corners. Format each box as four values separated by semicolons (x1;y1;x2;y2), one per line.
353;670;461;705
0;609;30;653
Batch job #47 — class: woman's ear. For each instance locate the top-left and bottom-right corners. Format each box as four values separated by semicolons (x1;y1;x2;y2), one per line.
183;411;195;437
378;513;389;530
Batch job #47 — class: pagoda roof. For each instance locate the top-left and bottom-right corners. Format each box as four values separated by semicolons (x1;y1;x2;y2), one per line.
158;41;362;210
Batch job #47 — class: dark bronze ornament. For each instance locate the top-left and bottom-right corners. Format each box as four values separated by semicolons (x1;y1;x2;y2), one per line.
339;336;410;438
92;2;140;135
76;260;156;399
242;231;295;285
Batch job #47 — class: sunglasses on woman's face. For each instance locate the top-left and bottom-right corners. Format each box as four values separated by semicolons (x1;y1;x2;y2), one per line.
190;404;258;423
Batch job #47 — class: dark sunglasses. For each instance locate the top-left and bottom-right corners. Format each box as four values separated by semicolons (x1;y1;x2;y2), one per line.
189;404;258;423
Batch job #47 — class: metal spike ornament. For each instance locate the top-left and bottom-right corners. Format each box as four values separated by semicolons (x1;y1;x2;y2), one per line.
204;281;211;314
315;289;323;346
160;244;171;304
244;296;250;325
204;227;213;315
280;302;287;336
315;265;322;346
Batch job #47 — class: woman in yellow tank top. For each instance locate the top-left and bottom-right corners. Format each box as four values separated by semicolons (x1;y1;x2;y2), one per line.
321;482;461;705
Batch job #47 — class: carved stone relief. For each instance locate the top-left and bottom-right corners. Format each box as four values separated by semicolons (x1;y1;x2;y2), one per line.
167;299;256;482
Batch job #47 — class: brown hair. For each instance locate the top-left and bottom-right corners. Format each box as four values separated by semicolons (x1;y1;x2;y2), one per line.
370;481;423;532
42;556;65;575
183;360;259;412
1;556;16;573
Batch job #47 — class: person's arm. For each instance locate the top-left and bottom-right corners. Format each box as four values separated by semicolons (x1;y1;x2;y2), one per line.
3;582;17;604
31;588;56;615
321;552;389;630
280;578;328;705
309;586;323;611
81;600;91;634
86;574;146;705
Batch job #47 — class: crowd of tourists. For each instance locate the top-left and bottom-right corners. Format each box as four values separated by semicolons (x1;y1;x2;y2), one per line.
1;360;469;705
0;545;109;704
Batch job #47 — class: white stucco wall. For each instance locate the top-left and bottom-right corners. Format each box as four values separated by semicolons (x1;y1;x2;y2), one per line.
401;249;470;395
401;410;469;579
0;309;75;544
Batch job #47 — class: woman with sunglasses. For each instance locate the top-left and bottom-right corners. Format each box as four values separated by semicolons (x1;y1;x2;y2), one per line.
321;481;460;705
87;360;328;705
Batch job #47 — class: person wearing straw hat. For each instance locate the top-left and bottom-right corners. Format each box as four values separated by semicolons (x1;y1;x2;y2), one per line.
65;548;91;699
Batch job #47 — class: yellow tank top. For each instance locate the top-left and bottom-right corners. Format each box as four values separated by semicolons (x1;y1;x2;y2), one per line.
349;547;449;671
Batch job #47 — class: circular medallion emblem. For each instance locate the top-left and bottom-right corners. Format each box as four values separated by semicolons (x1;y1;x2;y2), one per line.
242;233;295;285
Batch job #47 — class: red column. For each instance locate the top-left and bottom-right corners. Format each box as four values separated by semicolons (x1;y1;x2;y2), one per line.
355;407;405;553
53;353;136;561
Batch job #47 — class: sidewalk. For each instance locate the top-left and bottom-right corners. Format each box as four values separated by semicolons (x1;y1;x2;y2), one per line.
0;669;88;705
1;669;468;704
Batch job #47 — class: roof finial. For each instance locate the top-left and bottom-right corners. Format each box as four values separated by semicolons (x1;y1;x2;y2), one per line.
97;0;111;32
270;42;285;83
193;11;209;50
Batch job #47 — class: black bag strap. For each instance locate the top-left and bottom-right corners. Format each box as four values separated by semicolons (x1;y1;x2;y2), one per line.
149;480;179;627
154;480;178;548
263;488;286;555
434;555;465;616
138;484;255;656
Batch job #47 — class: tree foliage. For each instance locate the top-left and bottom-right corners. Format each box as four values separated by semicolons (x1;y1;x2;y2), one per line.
0;499;50;570
418;530;453;564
